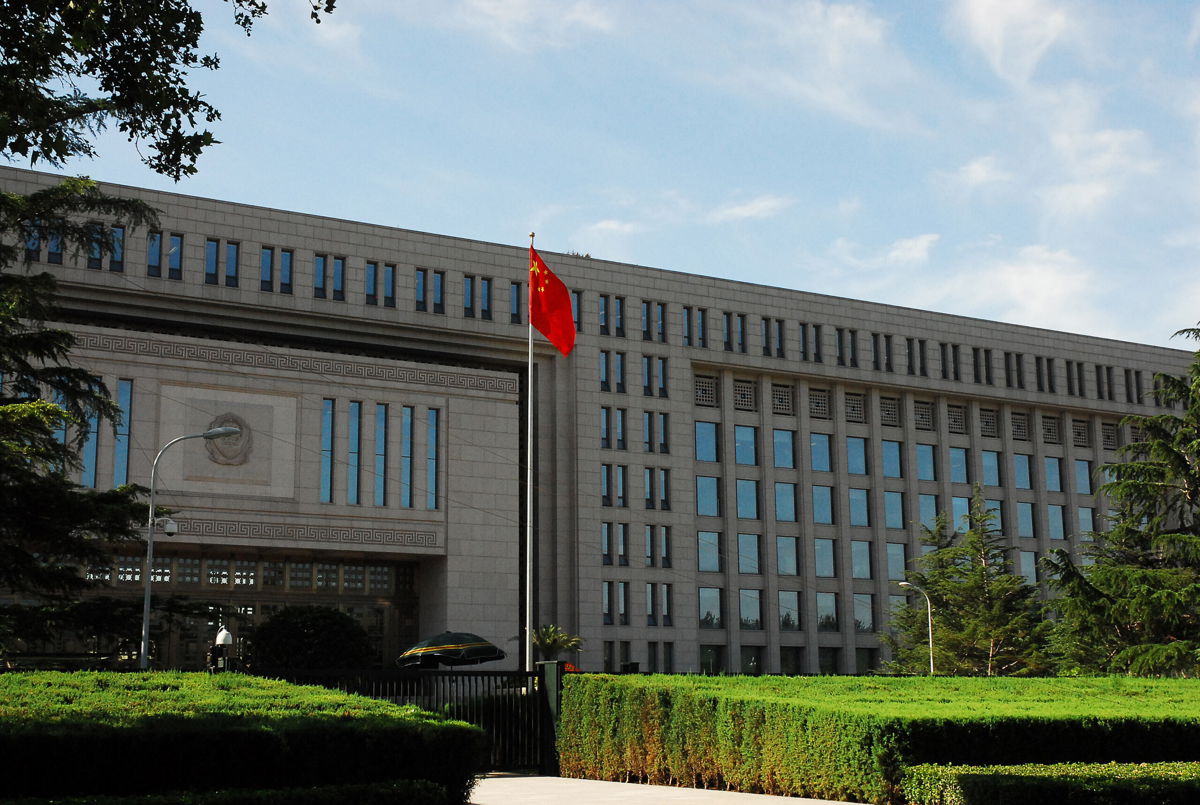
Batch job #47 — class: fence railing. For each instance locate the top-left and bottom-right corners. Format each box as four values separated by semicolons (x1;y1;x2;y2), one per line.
269;668;556;772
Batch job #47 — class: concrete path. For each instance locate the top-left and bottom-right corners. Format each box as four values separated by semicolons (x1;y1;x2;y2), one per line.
470;774;856;804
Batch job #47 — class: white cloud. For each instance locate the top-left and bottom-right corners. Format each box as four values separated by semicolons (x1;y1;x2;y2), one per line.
705;195;793;224
713;1;923;130
450;0;616;50
887;234;940;264
948;155;1013;189
824;233;940;272
948;0;1075;86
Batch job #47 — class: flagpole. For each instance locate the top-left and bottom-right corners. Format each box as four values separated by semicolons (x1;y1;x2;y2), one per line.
526;232;536;673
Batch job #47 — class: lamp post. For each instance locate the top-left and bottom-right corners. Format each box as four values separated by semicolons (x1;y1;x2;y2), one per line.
139;426;241;670
899;581;934;675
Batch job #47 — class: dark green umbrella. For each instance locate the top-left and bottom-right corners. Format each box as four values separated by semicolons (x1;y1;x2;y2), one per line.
396;631;506;667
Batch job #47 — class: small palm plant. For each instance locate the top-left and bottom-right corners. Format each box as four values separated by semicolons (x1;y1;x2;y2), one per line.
530;624;583;662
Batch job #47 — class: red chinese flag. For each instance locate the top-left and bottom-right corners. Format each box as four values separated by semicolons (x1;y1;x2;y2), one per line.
529;246;576;356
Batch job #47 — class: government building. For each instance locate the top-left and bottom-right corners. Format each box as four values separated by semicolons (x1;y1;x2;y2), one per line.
3;165;1191;674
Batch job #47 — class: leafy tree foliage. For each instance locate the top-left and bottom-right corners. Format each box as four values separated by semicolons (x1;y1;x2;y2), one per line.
248;606;373;671
886;490;1050;676
1;2;335;652
530;623;584;662
1;0;336;179
1046;330;1200;676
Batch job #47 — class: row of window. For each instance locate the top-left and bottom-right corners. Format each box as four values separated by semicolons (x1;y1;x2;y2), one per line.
318;399;440;509
696;379;1137;450
599;465;671;509
693;477;1098;538
599;409;670;452
598;352;670;396
89;556;398;594
696;427;1098;493
601;523;673;567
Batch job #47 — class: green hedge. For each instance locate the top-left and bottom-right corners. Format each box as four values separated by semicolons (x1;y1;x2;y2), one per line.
1;779;451;805
558;675;1200;804
902;761;1200;805
0;672;487;803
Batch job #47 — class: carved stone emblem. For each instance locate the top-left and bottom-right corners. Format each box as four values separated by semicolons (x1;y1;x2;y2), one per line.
205;413;252;465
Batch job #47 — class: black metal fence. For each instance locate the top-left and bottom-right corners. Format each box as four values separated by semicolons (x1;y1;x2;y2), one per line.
272;668;556;772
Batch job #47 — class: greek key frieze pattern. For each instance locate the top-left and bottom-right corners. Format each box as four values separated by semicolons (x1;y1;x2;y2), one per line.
73;332;518;395
180;518;443;549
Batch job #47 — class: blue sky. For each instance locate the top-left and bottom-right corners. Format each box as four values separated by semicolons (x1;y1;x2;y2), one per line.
59;0;1200;348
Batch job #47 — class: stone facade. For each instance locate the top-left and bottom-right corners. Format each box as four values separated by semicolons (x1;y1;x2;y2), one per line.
3;165;1192;673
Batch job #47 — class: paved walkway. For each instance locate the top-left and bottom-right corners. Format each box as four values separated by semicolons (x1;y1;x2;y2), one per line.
470;774;855;804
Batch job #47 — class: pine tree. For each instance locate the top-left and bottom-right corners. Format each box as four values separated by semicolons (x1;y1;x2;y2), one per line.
887;489;1050;676
1045;328;1200;676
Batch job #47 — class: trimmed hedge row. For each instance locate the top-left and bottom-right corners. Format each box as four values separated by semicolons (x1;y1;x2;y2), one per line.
1;779;451;805
0;672;487;804
557;675;1200;804
902;761;1200;805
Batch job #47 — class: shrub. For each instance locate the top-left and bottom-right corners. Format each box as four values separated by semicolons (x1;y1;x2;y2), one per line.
248;606;373;671
902;761;1200;805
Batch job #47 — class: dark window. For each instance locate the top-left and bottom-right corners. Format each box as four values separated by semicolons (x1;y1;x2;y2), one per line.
314;254;328;298
280;249;293;294
332;256;345;301
204;238;219;284
261;247;275;292
147;231;162;277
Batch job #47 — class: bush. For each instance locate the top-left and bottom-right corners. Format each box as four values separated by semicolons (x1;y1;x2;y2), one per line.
0;672;487;804
558;675;1200;804
248;606;373;671
1;779;451;805
902;761;1200;805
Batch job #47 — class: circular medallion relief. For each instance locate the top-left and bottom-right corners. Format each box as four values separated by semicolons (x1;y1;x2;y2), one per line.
205;413;252;466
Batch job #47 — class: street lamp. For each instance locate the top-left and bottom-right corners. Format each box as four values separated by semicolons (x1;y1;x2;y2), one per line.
139;426;241;670
898;581;934;675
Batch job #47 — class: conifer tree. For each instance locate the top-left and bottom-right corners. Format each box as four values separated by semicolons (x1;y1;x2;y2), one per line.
887;489;1050;675
1046;328;1200;675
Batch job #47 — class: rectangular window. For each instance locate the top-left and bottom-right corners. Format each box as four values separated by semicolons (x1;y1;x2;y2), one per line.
400;406;414;508
47;231;63;265
614;353;625;392
646;583;657;625
79;409;100;488
107;225;124;272
952;496;970;527
854;593;875;633
205;238;219;284
331;256;345;301
613;296;625;336
643;467;655;509
773;429;795;468
86;225;103;269
812;485;834;524
810;433;832;472
599;294;609;334
885;491;904;529
261;247;275;292
816;592;839;631
682;306;692;346
1014;454;1032;489
225;241;240;287
740;589;762;630
365;261;378;304
426;408;440;509
696;308;708;347
735;425;758;465
479;276;490;318
919;493;939;531
656;302;667;342
698;530;722;572
510;281;522;323
1045;457;1062;492
882;440;902;478
314;254;328;298
852;540;872;579
655;357;668;397
280;249;293;294
113;379;133;487
1017;501;1035;538
695;421;719;461
849;488;870;527
887;543;907;580
736;479;759;519
662;586;673;628
374;403;388;506
815;537;836;577
382;263;395;306
982;450;1001;487
660;526;672;568
916;443;936;482
415;267;426;310
950;447;969;484
776;535;798;575
737;533;760;574
847;437;868;475
347;401;362;505
641;300;651;340
775;482;797;522
463;274;474;316
1048;504;1066;539
1078;506;1095;536
602;582;613;625
167;233;183;279
616;523;628;565
615;465;627;507
320;399;335;503
1075;459;1092;495
697;475;720;516
601;522;612;564
698;587;723;629
431;269;443;312
779;590;801;630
